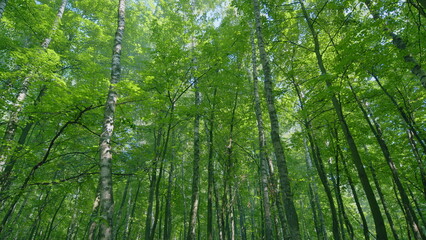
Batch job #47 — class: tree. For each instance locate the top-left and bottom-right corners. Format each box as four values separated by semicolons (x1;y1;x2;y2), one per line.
98;0;126;239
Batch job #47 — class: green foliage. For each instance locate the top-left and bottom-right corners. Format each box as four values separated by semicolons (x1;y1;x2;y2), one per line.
0;0;425;239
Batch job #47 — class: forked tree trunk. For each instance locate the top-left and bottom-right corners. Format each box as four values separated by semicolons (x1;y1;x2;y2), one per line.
98;0;125;239
252;0;301;238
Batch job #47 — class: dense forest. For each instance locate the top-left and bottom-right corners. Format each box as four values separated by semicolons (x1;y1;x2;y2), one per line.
0;0;425;239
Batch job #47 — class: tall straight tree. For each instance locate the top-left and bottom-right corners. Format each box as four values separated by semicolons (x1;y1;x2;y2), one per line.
299;1;388;238
98;0;126;239
187;77;201;240
252;0;301;239
250;31;273;240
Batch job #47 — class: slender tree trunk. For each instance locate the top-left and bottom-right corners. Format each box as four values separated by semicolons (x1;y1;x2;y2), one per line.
207;88;217;240
145;161;158;240
330;139;354;240
0;86;46;195
250;28;274;240
187;78;201;240
299;1;388;238
369;163;400;240
237;193;247;240
253;0;301;238
98;0;125;239
164;161;174;240
341;155;370;240
214;174;224;240
224;90;239;240
408;187;426;235
67;187;81;240
115;176;131;239
87;182;101;240
44;194;67;240
124;179;141;240
304;139;328;240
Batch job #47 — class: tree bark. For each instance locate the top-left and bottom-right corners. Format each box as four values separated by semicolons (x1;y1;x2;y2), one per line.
207;88;217;240
341;154;371;240
98;0;125;239
330;137;354;240
164;161;174;240
369;163;400;240
252;0;301;239
250;29;274;240
187;78;201;240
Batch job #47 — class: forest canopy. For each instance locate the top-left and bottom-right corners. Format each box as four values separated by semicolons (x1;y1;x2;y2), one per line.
0;0;425;239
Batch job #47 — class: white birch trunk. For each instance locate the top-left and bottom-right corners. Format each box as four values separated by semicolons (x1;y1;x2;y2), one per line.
98;0;125;239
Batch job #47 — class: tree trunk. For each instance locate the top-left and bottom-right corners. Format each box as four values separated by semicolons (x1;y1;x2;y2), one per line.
330;138;354;240
124;179;141;240
187;77;201;240
373;75;426;155
164;161;174;240
44;194;67;240
87;182;101;240
145;160;158;240
250;28;274;240
341;155;370;240
252;0;301;239
207;88;217;240
98;0;125;239
369;163;400;240
115;176;131;239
